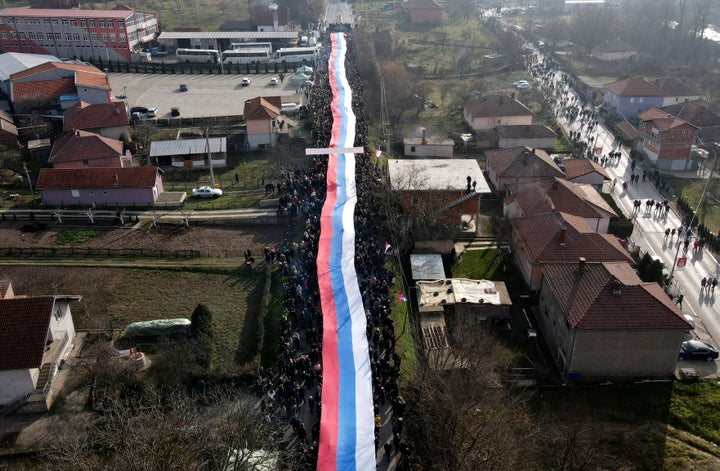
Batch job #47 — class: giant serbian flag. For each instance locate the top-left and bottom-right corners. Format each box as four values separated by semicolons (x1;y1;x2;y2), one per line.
316;32;376;470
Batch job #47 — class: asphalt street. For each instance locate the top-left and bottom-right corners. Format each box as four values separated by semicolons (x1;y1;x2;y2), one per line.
536;57;720;375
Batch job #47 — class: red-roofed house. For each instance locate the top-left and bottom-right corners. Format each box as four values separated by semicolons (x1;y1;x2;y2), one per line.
36;166;163;207
63;101;129;140
464;95;533;132
485;146;564;193
653;78;702;107
244;96;281;149
49;130;127;169
511;211;633;290
504;178;616;232
603;77;665;118
0;281;80;410
409;0;444;24
538;260;691;381
636;108;699;170
562;158;611;191
10;61;111;113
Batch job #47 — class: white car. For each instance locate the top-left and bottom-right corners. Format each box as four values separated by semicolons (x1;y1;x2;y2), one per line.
192;186;222;198
269;77;279;85
513;80;530;89
146;106;158;117
241;77;251;86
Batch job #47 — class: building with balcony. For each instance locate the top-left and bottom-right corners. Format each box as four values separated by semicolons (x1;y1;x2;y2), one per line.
0;5;158;62
636;108;699;171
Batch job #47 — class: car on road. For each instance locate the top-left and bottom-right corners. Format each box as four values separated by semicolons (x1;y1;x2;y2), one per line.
679;340;719;362
513;80;530;89
171;106;181;117
192;186;222;198
241;77;251;86
269;77;279;85
179;83;188;92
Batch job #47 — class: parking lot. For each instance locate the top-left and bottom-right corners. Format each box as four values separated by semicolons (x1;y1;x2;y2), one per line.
108;73;304;119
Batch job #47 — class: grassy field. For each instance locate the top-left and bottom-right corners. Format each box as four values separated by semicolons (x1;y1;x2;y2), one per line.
666;177;720;234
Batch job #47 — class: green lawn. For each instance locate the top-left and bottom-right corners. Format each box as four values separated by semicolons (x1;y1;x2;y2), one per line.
666;177;720;233
388;258;418;393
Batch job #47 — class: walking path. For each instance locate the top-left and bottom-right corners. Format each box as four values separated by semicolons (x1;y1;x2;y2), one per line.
535;55;720;372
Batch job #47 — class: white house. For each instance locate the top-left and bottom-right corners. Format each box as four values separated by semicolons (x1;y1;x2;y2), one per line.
404;129;454;158
0;281;80;410
463;95;533;132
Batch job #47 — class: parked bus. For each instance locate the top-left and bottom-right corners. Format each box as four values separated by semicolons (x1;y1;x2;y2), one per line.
273;46;318;64
221;48;271;65
228;42;272;51
175;48;219;64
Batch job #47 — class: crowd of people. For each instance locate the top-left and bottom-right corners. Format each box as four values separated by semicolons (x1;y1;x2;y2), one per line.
253;28;411;469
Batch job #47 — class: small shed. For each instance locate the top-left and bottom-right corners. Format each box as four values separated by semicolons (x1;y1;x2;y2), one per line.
404;129;454;158
410;253;446;281
150;138;227;168
27;138;52;161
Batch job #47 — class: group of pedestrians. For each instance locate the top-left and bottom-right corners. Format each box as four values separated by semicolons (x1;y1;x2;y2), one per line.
257;28;414;469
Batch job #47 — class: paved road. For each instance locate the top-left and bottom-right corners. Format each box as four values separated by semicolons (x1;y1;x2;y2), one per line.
108;72;304;119
536;57;720;375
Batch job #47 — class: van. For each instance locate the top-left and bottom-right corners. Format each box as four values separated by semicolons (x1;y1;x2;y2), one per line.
300;36;309;46
281;103;300;114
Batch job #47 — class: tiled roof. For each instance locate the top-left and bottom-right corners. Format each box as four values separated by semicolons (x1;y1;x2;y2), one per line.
486;146;564;179
244;96;281;121
638;108;697;132
37;166;159;189
74;70;111;89
63;101;128;131
465;95;532;118
543;262;690;330
12;78;76;102
512;211;633;265
615;119;640;140
0;296;55;370
652;77;700;97
506;178;616;219
604;77;664;97
563;158;611;180
11;61;106;81
495;124;557;139
660;101;720;128
49;130;124;164
0;6;137;19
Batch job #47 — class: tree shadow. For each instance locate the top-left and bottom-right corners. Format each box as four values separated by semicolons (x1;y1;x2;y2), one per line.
234;276;266;366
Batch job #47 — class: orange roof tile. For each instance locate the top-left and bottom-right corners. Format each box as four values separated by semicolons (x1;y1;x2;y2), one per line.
12;78;76;102
37;167;159;189
49;130;124;164
64;101;128;131
0;296;55;370
486;146;564;179
244;96;281;120
562;158;611;180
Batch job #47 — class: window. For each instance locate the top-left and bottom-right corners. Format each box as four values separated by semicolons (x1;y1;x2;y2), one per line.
119;33;126;42
91;33;97;40
109;33;116;41
89;20;96;27
83;159;89;165
65;33;72;40
0;19;4;24
103;191;108;195
62;19;69;25
1;32;6;40
118;20;124;27
52;19;58;25
10;32;16;39
630;97;635;103
101;33;107;41
639;97;644;103
47;33;53;39
411;196;419;206
34;19;40;24
25;19;31;24
410;146;416;152
99;20;105;28
70;19;75;26
80;19;86;27
27;32;33;39
73;33;80;40
55;33;61;39
107;20;114;28
83;34;89;40
18;32;25;39
44;19;51;24
71;189;80;198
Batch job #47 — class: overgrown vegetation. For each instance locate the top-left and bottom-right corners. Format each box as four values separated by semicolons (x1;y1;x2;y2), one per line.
55;229;99;245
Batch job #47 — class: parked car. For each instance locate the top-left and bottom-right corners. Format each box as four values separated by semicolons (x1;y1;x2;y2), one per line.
269;77;279;85
192;186;222;198
114;94;127;100
513;80;530;89
241;77;251;86
130;106;148;114
679;340;719;362
179;83;188;92
171;106;181;117
553;156;566;171
146;106;158;118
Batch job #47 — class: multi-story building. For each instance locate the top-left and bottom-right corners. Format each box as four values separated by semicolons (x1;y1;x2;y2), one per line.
636;108;699;171
0;6;158;62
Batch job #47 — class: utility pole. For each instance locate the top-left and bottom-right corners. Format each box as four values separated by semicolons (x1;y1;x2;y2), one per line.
23;162;35;206
206;127;215;187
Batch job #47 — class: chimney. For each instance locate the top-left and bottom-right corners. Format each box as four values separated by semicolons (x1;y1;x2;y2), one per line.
113;174;119;186
523;149;529;164
578;257;586;273
559;226;567;245
421;127;427;145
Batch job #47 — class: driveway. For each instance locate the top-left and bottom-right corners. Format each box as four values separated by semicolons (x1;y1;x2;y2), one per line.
108;73;303;119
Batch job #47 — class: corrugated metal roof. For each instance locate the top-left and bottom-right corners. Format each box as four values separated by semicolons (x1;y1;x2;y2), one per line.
0;52;59;82
150;137;227;157
158;31;297;40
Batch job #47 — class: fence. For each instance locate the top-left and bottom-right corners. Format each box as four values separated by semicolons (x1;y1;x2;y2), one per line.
90;57;311;76
0;246;202;258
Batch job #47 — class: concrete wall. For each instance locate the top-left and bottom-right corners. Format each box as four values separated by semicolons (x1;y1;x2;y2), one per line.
0;368;38;405
466;113;531;131
498;137;555;149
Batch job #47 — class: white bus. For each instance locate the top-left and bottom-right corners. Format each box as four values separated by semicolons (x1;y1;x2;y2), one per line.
175;48;219;64
229;42;272;51
221;48;271;65
273;46;318;64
